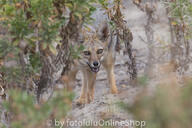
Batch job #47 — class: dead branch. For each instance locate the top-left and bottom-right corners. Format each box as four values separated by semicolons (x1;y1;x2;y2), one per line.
165;0;191;74
36;12;83;103
133;0;156;77
109;1;137;80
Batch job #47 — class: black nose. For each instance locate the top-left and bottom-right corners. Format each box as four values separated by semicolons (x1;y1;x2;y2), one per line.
93;61;99;67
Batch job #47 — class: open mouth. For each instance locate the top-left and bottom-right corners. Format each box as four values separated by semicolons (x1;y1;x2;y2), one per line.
87;63;100;73
90;66;100;73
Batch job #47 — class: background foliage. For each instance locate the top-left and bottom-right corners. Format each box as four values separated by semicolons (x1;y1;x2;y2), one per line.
1;89;74;128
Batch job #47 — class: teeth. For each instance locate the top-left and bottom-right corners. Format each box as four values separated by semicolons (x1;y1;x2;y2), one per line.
91;67;99;72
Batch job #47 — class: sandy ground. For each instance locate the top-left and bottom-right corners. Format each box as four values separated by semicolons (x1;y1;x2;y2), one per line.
62;1;171;128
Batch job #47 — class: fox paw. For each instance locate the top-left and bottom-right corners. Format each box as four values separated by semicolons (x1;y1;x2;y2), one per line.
87;94;94;103
111;87;118;94
76;98;87;105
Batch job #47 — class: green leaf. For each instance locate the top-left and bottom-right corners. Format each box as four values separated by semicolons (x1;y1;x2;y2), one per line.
78;44;85;51
42;43;47;50
13;39;20;46
48;44;57;55
74;12;83;20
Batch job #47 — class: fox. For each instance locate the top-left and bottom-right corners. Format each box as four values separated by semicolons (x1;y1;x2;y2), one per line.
61;7;119;104
61;23;118;105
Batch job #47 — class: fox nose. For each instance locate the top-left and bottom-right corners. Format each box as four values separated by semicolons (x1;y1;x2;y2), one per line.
93;61;99;67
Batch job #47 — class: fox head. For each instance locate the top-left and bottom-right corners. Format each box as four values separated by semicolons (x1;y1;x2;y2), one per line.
78;23;110;73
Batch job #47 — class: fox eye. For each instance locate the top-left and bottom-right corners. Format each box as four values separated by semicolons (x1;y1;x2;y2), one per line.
83;51;91;56
97;49;103;54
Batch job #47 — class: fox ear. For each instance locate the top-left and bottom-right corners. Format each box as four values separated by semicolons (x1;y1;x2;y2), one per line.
98;22;109;42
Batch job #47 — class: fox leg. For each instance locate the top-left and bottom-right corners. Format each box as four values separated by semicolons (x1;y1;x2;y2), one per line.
87;71;97;103
76;70;88;105
106;64;118;94
103;54;118;94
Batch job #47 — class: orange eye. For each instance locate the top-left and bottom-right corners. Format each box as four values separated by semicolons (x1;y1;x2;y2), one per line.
97;49;103;54
83;51;91;56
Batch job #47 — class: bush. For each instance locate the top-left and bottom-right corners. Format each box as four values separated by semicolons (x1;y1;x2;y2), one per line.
120;80;192;128
2;89;74;128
